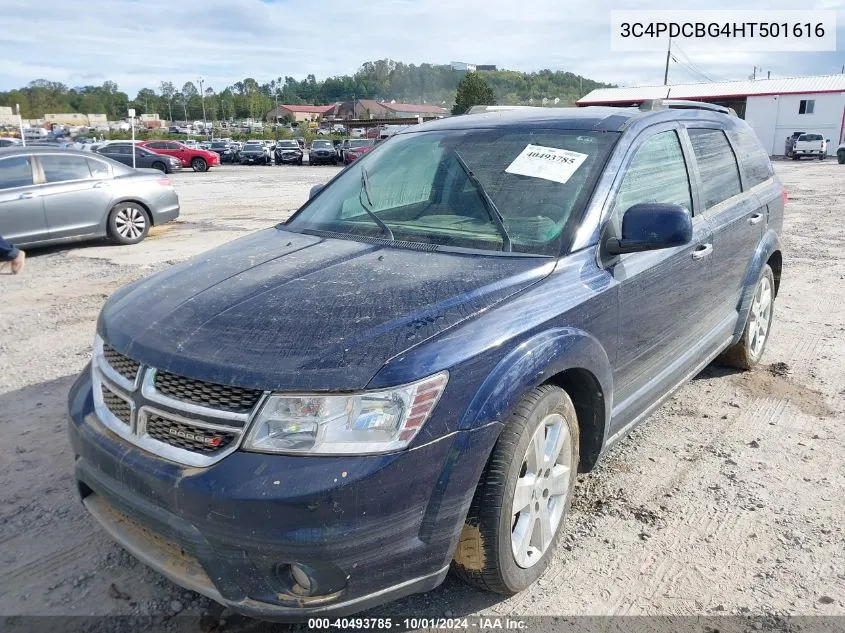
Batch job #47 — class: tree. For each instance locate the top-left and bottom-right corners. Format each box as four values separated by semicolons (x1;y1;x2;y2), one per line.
452;72;496;115
160;81;176;121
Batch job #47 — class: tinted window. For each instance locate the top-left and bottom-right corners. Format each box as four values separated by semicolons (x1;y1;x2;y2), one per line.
102;144;129;155
727;129;773;188
613;130;692;224
87;158;110;178
146;142;166;149
40;155;92;183
688;129;742;208
164;142;182;150
0;156;34;189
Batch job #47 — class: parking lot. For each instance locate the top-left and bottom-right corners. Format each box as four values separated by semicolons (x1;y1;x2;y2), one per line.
1;160;843;630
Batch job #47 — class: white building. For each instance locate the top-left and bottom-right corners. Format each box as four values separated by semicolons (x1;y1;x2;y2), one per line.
577;74;845;156
451;61;477;72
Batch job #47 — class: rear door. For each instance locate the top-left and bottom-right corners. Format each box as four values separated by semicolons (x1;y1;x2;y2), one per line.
0;155;48;245
35;153;115;240
606;126;716;433
684;127;764;331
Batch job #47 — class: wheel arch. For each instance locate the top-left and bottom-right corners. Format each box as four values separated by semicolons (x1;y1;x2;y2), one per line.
733;230;782;342
458;327;613;473
107;198;153;230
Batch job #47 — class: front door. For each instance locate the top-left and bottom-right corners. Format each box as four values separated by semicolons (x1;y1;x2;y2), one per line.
603;127;718;435
36;154;114;240
0;154;48;245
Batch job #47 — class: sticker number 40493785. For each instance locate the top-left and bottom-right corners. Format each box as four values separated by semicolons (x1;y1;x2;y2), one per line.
505;144;589;184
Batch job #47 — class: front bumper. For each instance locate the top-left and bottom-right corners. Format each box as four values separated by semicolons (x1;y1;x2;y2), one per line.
275;154;303;164
68;369;494;620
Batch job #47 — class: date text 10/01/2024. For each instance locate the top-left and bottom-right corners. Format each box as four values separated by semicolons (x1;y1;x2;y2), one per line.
307;617;529;630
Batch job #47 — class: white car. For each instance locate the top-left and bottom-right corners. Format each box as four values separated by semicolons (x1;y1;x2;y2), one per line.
790;133;829;160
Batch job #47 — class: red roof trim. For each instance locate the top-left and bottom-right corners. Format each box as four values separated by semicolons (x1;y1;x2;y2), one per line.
579;88;845;106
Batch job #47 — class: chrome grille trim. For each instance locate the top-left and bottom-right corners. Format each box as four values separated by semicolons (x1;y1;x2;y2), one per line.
91;334;268;467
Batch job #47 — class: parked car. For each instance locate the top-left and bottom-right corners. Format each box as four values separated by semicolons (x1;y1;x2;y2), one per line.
95;142;182;174
342;139;376;164
789;133;829;160
67;101;783;619
308;139;337;165
0;138;21;148
837;142;845;164
784;131;806;156
208;140;240;164
273;139;303;165
181;139;199;149
240;141;271;165
0;147;179;247
140;140;220;172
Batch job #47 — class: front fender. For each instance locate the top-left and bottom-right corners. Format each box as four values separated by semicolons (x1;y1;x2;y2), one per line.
732;229;781;342
458;327;613;438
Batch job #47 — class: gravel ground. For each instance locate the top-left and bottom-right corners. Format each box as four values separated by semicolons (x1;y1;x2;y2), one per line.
0;160;843;631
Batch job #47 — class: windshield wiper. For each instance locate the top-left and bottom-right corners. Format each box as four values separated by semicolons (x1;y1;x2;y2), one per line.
359;167;394;241
453;151;512;252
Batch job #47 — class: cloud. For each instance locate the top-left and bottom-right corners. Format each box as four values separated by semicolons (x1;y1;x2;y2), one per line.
0;0;841;95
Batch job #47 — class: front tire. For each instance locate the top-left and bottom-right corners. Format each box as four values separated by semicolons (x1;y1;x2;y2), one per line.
452;385;579;594
151;161;166;173
838;151;845;165
719;264;775;370
108;203;149;245
192;157;208;172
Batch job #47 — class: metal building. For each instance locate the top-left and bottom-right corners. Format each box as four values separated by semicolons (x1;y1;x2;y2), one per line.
577;74;845;156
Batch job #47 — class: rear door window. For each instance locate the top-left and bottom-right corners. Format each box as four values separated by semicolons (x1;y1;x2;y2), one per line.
687;129;742;208
39;155;93;183
727;130;773;188
0;156;35;189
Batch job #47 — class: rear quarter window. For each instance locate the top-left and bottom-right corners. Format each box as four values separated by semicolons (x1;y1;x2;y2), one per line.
687;129;742;208
727;129;774;188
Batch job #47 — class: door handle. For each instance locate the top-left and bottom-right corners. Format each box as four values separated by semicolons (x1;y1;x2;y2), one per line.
748;213;763;225
18;191;37;199
692;243;713;261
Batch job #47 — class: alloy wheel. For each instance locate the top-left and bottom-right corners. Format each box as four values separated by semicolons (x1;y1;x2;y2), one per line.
747;274;773;359
511;413;572;568
114;206;147;240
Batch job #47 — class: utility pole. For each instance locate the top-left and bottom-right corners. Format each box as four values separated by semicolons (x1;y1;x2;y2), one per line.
663;38;671;85
767;71;771;79
752;65;763;80
198;77;207;130
17;104;25;146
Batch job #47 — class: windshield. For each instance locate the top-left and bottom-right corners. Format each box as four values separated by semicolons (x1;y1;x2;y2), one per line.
276;141;298;148
287;128;618;255
349;140;373;148
211;142;228;148
244;143;262;149
312;141;333;148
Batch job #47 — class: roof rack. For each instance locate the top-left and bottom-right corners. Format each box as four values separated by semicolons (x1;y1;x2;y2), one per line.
639;99;736;116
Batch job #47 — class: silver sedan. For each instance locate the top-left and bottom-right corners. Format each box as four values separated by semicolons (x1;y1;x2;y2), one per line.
0;147;180;247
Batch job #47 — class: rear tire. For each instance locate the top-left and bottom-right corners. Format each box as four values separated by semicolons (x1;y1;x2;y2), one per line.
192;157;208;172
108;203;150;245
838;151;845;165
451;385;579;594
151;161;166;173
719;264;775;370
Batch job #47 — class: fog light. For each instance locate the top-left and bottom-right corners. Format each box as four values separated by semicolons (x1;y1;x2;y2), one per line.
290;563;313;595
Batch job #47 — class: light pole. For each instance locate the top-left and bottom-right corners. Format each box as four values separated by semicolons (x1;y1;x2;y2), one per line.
198;77;207;131
16;104;25;147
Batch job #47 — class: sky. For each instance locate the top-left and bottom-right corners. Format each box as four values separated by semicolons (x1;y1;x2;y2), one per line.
0;0;843;97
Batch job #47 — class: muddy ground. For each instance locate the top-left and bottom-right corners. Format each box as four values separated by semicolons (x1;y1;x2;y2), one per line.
0;160;842;632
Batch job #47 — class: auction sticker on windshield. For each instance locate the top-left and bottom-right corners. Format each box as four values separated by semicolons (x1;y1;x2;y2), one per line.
505;144;588;184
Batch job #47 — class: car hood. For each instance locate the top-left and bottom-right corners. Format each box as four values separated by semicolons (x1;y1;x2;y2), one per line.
99;228;553;391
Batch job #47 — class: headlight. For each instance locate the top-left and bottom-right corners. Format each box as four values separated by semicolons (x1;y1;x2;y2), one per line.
243;371;448;455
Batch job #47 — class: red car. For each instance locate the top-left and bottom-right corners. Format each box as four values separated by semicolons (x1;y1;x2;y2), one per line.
343;139;376;164
139;140;220;172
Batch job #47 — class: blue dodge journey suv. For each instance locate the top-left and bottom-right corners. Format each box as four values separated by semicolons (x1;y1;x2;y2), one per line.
68;101;784;619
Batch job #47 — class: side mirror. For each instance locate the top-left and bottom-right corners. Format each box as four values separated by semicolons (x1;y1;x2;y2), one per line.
826;139;831;143
309;184;325;199
605;203;692;255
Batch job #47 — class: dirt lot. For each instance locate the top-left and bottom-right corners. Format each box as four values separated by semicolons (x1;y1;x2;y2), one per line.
1;160;843;631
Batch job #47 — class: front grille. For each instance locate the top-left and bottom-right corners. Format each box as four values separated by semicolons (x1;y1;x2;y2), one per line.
154;371;262;413
102;344;140;382
102;385;131;425
145;415;236;454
